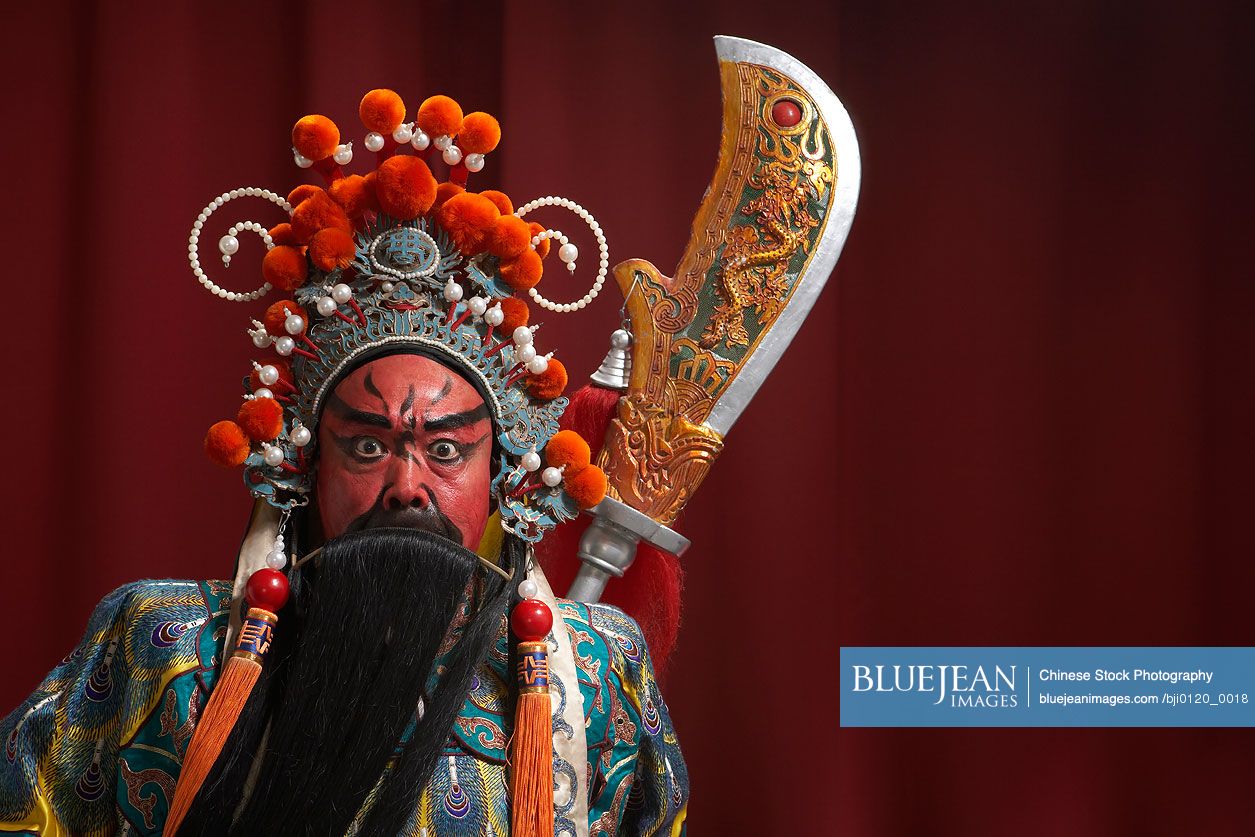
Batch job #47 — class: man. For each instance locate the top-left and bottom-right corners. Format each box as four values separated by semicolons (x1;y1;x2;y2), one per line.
0;90;687;835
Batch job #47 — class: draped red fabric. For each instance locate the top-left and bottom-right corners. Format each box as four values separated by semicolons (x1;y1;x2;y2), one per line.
2;2;1252;834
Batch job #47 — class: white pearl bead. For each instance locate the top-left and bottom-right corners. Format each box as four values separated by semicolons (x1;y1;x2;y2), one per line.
252;331;272;348
331;283;353;304
528;354;550;375
611;329;631;350
263;446;285;467
444;279;464;302
392;124;414;144
434;134;452;151
333;143;353;165
364;132;385;152
517;344;537;364
558;242;578;263
219;234;240;255
275;336;295;356
259;365;280;386
442;144;462;166
266;550;287;570
294;151;313;169
410;131;431;151
468;296;487;316
290;425;312;447
316;296;337;317
465;153;485;172
254;387;274;400
513;326;533;345
284;313;305;335
484;305;504;326
381;281;395;293
521;450;541;472
541;466;563;487
518;579;539;599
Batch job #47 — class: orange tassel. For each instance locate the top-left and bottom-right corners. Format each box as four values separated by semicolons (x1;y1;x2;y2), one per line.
511;641;554;837
510;596;555;836
165;605;279;835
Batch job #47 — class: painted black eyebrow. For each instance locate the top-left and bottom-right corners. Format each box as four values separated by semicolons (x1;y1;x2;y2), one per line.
423;403;491;432
326;393;391;429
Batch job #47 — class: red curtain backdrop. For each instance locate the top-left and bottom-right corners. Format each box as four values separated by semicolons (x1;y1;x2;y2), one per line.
2;2;1252;834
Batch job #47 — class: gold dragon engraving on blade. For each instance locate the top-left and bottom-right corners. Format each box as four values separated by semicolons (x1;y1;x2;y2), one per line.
600;63;834;523
700;73;830;350
598;392;725;526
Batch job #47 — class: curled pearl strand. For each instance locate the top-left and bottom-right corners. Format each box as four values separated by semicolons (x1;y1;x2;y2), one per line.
514;196;609;314
189;187;291;302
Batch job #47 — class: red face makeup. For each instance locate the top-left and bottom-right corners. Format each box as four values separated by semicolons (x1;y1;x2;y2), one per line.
315;353;494;548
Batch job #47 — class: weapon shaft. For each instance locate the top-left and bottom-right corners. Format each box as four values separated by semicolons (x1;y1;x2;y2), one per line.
570;497;690;602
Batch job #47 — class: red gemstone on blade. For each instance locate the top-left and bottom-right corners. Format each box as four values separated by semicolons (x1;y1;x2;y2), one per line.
772;99;803;128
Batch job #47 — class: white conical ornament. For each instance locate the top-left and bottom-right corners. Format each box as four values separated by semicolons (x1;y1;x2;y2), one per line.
590;328;632;391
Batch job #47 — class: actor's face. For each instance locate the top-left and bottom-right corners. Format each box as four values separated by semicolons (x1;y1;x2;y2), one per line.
316;353;493;548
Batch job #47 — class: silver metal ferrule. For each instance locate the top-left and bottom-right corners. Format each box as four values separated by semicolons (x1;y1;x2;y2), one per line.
567;496;690;602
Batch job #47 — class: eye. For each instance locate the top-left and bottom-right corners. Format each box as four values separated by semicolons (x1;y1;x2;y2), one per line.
428;440;462;462
351;436;387;461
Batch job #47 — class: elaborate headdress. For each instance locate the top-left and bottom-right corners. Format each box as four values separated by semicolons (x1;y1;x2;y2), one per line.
196;89;609;543
170;88;607;836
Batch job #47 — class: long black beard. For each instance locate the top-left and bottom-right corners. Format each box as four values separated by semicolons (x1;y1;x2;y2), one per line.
179;527;523;836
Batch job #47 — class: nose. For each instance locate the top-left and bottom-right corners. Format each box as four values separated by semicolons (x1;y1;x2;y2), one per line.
381;455;433;510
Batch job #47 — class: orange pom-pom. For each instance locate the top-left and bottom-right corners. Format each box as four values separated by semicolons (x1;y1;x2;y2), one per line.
375;155;437;220
268;222;297;246
291;190;351;243
498;296;530;332
417;95;464;138
261;246;308;292
309;227;357;271
432;181;465;212
237;397;285;442
291;115;339;162
564;465;608;509
287;184;320;208
438;192;500;254
359;88;406;133
263;299;304;336
488;215;531;259
479;190;514;216
545;428;590;472
249;358;292;392
500;248;543;291
205;421;251;467
329;174;376;218
528;221;550;258
526;358;568;401
459;112;501;155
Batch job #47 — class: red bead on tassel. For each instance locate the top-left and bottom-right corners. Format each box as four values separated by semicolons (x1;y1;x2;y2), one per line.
510;598;554;837
165;569;289;835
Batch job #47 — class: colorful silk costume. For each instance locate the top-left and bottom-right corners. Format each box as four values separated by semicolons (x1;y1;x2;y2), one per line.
0;580;686;835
